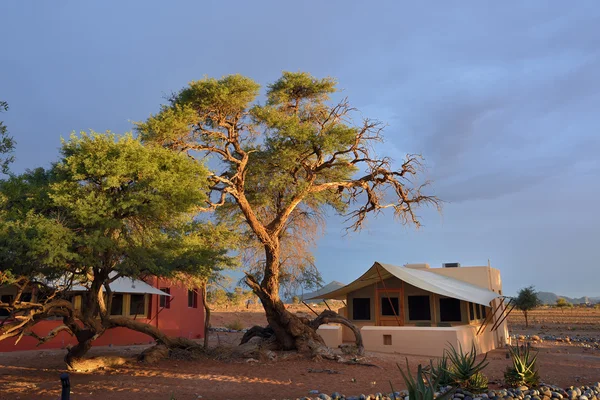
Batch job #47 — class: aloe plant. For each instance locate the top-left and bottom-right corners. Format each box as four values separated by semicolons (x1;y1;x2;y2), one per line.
504;344;540;387
444;342;489;390
429;354;453;388
397;358;455;400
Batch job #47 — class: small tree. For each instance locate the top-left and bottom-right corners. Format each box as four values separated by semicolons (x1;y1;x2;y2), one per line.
555;298;572;312
513;286;541;328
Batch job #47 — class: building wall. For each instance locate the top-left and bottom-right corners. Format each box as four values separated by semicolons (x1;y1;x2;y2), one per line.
360;323;499;357
0;279;204;353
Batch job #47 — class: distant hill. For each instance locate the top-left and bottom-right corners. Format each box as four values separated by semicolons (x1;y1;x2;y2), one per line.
536;291;600;305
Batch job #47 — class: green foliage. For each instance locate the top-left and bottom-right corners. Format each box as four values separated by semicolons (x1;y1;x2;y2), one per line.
465;372;488;393
514;286;542;327
429;354;453;388
0;131;235;294
397;358;454;400
504;344;540;387
514;286;541;312
138;71;437;308
555;298;572;309
0;100;15;174
444;342;489;391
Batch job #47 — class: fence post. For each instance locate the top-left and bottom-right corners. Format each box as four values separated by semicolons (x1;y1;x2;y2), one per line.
60;372;70;400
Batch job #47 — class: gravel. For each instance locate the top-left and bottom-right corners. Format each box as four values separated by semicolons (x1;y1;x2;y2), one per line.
287;382;600;400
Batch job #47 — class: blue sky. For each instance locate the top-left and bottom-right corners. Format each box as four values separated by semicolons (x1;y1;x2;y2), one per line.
1;1;599;297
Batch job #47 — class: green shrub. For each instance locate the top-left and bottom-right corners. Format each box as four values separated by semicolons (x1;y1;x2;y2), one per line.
466;372;488;392
504;344;540;387
225;320;245;331
429;354;453;388
445;342;489;391
396;358;454;400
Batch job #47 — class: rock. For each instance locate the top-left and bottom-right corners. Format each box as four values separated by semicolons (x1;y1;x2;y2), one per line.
331;392;342;399
319;394;332;400
552;393;563;399
309;390;320;395
531;335;541;341
520;388;530;392
580;397;589;400
456;394;465;399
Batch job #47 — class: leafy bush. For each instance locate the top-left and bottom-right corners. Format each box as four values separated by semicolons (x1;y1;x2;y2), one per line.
504;344;540;387
396;358;454;400
225;320;245;331
445;342;489;391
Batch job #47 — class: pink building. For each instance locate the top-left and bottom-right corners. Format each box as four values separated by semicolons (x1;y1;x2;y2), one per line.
0;277;205;352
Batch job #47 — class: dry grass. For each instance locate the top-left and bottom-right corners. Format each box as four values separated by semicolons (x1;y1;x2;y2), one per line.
70;355;130;372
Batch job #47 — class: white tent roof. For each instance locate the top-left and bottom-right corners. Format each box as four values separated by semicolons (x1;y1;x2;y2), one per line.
306;262;500;306
70;277;170;296
299;281;346;303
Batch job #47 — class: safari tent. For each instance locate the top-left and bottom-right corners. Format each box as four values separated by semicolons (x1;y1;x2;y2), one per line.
312;262;510;357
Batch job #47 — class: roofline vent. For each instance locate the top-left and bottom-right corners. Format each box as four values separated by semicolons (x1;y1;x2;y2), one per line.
443;262;461;268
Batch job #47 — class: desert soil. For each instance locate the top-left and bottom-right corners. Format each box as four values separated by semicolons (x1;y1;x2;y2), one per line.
0;306;598;400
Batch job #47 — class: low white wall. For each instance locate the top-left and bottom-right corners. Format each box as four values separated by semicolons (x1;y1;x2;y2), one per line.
317;324;343;348
361;325;501;357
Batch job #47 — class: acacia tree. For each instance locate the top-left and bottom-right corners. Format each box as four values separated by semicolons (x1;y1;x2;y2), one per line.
0;132;234;366
555;297;572;313
0;100;16;174
137;72;439;353
514;286;541;328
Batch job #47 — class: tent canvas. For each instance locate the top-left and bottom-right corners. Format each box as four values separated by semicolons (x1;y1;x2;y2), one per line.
306;262;500;306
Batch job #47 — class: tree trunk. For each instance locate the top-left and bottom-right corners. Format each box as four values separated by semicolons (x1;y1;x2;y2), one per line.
524;310;529;328
245;241;325;352
64;328;98;368
202;284;210;349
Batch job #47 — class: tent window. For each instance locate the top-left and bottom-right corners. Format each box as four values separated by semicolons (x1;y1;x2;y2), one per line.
407;295;431;321
381;296;399;316
159;288;171;309
476;303;482;319
110;294;124;316
352;298;371;320
439;298;462;322
482;306;487;319
469;302;476;320
129;294;146;316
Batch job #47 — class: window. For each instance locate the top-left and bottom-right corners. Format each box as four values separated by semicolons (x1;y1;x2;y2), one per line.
469;302;476;320
482;306;487;319
352;298;371;320
0;295;13;317
439;298;462;322
381;296;400;316
407;295;431;321
476;303;482;319
159;288;171;309
188;290;198;308
383;334;392;345
110;294;124;316
129;294;146;316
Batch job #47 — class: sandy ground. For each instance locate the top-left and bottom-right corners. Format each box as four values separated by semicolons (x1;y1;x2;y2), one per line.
0;306;598;400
